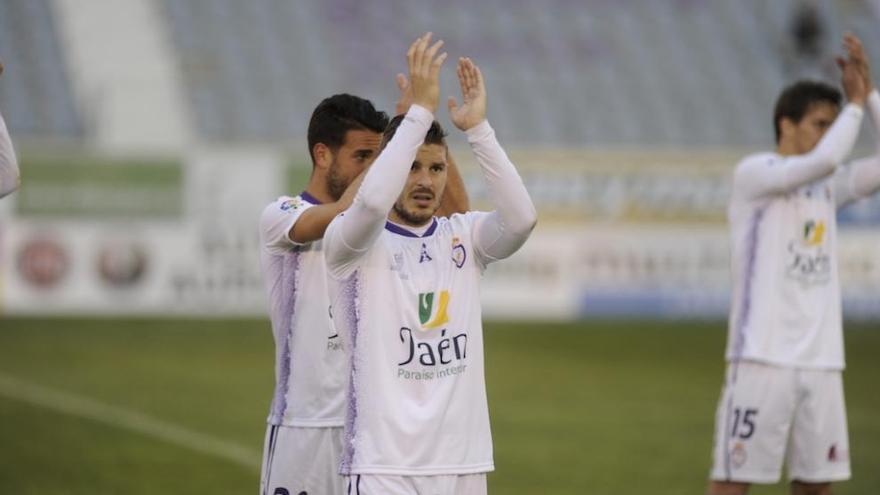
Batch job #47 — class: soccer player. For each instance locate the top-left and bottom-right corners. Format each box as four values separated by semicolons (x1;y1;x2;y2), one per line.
324;33;537;494
258;89;469;493
708;34;880;495
0;60;21;199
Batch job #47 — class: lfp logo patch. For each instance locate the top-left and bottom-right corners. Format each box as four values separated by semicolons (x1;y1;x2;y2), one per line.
280;197;303;212
418;291;450;330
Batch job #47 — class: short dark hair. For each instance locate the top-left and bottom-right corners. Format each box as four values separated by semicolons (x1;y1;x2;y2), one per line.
307;94;389;163
381;114;447;150
773;80;842;143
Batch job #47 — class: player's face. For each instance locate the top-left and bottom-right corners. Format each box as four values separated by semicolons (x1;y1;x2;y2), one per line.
790;102;840;154
326;129;383;200
390;143;447;226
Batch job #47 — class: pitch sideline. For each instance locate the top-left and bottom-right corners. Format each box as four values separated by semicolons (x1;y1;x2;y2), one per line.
0;371;261;471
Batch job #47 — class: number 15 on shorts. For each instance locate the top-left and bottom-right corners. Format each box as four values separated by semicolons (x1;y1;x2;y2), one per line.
731;407;758;439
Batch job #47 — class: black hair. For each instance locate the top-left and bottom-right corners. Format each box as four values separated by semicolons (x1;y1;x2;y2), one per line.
381;114;447;149
773;80;842;143
307;94;389;162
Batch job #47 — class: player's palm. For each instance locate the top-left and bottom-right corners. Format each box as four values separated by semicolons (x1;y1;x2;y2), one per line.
449;58;486;131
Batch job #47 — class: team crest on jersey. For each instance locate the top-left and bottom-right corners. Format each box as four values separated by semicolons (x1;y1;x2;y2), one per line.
279;197;303;212
451;237;466;268
418;290;450;330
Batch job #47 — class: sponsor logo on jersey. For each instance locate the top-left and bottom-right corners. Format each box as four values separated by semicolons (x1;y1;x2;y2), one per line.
802;220;825;247
451;237;466;268
397;290;468;380
279;197;303;212
786;219;831;286
419;290;450;330
419;242;433;263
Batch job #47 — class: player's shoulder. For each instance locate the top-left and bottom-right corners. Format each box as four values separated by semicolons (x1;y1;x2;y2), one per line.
735;151;779;171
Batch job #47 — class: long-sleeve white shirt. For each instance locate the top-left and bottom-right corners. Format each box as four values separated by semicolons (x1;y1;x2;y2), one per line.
324;104;536;475
0;109;20;199
726;98;877;370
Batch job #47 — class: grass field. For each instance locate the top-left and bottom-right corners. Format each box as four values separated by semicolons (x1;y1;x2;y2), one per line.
0;318;877;494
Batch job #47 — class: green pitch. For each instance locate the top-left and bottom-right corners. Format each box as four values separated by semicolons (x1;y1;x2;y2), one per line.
0;318;877;494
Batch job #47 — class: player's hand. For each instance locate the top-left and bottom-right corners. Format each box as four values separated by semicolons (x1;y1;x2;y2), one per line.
406;32;446;114
838;55;868;106
0;60;4;77
394;73;413;115
843;33;873;93
448;57;487;131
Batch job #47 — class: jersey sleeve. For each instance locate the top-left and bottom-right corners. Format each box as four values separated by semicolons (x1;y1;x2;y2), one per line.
835;90;880;208
465;120;537;267
0;108;20;199
734;103;864;201
324;105;434;279
259;196;314;254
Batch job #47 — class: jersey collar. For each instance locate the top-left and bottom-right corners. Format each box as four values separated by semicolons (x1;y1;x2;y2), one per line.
384;218;438;238
300;191;323;205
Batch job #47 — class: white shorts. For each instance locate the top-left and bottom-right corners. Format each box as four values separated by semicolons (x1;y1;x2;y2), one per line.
710;361;850;484
343;473;487;495
259;425;344;495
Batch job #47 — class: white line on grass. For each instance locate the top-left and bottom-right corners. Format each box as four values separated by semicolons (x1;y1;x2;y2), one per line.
0;372;261;471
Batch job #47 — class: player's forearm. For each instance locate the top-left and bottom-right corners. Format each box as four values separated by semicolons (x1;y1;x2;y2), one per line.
467;120;537;260
0;110;20;198
740;104;863;198
436;151;469;216
334;105;433;252
786;104;862;185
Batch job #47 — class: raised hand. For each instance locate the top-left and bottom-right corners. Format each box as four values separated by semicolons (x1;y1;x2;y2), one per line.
406;33;446;114
838;44;868;105
448;57;487;131
843;33;872;93
394;73;413;116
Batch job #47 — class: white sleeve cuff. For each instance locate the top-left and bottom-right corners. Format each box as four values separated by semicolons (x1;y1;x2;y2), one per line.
465;120;492;143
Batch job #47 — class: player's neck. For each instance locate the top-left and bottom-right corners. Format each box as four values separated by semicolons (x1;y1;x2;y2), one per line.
776;139;801;157
388;210;433;229
302;175;335;204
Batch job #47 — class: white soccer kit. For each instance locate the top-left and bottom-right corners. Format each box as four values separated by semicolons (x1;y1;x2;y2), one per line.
0;108;20;198
324;105;536;479
258;192;348;494
713;92;880;483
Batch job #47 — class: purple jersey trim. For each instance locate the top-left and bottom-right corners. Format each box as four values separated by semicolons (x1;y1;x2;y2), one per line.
269;251;300;422
731;208;765;361
340;273;361;475
300;191;323;205
384;217;438;238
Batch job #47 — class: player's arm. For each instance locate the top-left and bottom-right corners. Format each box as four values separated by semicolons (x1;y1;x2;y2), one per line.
287;172;365;243
324;33;446;275
737;47;867;200
0;62;21;199
834;34;880;207
449;57;537;264
436;150;470;216
395;71;469;216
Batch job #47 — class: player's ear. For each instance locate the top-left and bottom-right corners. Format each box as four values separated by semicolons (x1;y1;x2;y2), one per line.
779;117;797;141
312;143;333;170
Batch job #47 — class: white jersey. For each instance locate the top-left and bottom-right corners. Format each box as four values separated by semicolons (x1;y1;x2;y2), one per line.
259;193;347;426
324;105;537;476
0;108;20;198
725;101;880;370
330;214;494;476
